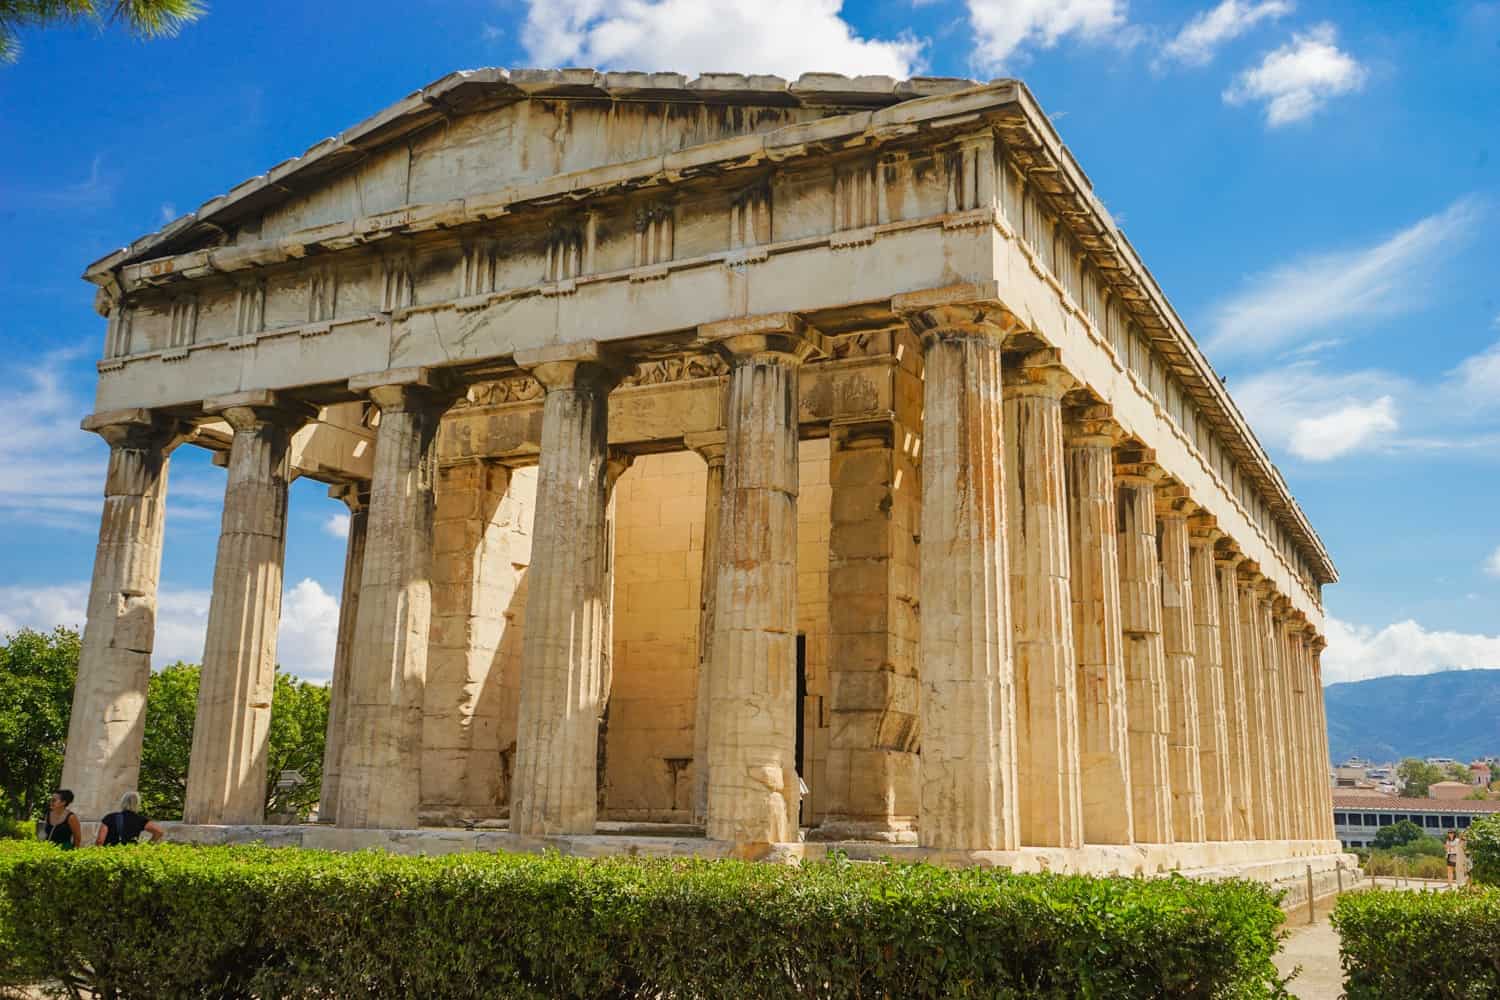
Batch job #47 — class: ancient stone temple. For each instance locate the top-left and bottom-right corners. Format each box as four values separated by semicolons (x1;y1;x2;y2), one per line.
63;69;1343;879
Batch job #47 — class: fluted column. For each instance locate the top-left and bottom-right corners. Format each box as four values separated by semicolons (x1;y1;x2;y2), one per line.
701;314;818;847
1216;551;1255;841
1287;619;1313;839
337;370;453;829
1238;571;1274;839
896;288;1018;851
1157;494;1204;844
1190;523;1233;841
687;433;726;825
1310;635;1334;838
509;347;618;836
318;483;368;823
1064;405;1132;845
184;394;309;825
1260;591;1291;839
594;451;634;818
61;410;179;820
1003;351;1082;848
1117;456;1172;844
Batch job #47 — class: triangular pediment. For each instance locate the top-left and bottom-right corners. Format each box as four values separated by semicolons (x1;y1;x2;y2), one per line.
88;68;978;275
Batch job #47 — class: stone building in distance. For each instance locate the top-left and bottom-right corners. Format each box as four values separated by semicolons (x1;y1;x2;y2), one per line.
63;69;1345;882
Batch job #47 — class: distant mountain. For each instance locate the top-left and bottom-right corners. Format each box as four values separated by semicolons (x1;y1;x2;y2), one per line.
1323;669;1500;764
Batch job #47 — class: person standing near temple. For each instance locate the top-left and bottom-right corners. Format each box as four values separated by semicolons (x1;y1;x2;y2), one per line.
42;789;81;850
95;791;164;846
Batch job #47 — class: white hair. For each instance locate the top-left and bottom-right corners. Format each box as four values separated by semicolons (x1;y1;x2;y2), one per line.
119;790;141;813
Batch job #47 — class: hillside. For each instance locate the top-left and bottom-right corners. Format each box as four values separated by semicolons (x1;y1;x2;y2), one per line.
1323;669;1500;763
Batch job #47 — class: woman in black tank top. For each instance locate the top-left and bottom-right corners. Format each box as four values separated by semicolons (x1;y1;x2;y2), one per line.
42;789;81;850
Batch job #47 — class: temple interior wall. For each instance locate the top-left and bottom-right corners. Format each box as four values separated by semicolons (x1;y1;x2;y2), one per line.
417;441;836;825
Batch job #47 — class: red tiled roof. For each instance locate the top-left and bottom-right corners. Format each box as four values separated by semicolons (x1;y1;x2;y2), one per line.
1332;792;1500;814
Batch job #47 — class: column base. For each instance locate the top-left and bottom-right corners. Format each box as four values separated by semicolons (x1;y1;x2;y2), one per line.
807;817;919;844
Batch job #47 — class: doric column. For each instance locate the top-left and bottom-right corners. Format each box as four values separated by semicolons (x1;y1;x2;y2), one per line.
509;345;619;837
1237;571;1275;839
700;313;820;847
1287;618;1314;840
61;410;180;820
1310;635;1334;838
337;369;453;829
1215;550;1255;841
1116;454;1172;844
820;416;921;842
318;483;368;823
687;432;726;826
1259;590;1292;840
1064;404;1133;845
1190;521;1233;841
184;392;310;825
895;287;1018;851
1157;490;1204;844
1003;350;1082;848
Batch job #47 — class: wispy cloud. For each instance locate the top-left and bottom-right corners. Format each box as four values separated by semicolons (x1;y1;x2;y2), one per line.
1232;363;1406;461
159;202;177;223
1158;0;1291;68
1485;545;1500;578
0;578;341;681
38;154;118;210
1323;614;1500;685
1205;197;1484;359
1223;22;1365;125
523;0;924;80
967;0;1129;72
323;512;350;540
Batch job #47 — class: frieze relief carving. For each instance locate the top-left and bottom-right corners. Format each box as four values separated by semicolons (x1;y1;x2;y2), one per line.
457;375;545;409
619;352;728;387
826;330;893;360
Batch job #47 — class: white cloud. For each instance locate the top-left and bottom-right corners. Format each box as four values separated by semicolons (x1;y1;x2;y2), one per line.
1232;363;1406;461
323;512;350;540
0;578;340;682
968;0;1127;72
522;0;923;80
1159;0;1291;67
159;202;176;223
1323;615;1500;685
1205;197;1483;359
1286;395;1398;460
1449;339;1500;407
1223;22;1365;125
1485;546;1500;578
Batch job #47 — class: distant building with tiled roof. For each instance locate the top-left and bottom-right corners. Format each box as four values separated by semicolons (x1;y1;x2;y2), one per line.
1332;792;1500;848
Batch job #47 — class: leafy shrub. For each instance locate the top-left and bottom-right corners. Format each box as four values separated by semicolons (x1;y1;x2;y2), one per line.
0;842;1292;999
0;818;31;841
1361;851;1448;880
1467;814;1500;886
1333;887;1500;999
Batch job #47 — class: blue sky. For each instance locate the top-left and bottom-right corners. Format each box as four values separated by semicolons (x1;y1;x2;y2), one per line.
0;0;1496;684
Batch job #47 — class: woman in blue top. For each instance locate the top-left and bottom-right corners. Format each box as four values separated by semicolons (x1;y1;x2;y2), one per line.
42;788;81;850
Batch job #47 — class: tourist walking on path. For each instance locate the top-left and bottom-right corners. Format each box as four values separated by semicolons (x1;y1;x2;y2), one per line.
95;791;164;846
42;789;81;850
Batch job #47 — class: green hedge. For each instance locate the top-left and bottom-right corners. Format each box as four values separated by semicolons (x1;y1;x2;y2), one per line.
1333;887;1500;998
1467;814;1500;886
0;841;1291;999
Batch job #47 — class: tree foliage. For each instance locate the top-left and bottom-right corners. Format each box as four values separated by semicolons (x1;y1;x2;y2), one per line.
138;662;198;820
1371;819;1424;850
263;673;328;820
1468;814;1500;887
1397;757;1447;798
1;0;204;62
0;627;79;820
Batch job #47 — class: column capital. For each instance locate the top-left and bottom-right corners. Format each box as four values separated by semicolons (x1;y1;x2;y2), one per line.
81;408;186;451
700;312;824;364
204;389;317;431
1213;542;1246;569
1154;483;1197;520
684;431;727;466
349;367;463;412
328;481;372;514
605;449;635;489
1188;515;1223;548
1309;634;1328;653
1114;448;1167;487
892;281;1023;343
1001;348;1074;397
513;340;627;393
1064;402;1125;446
